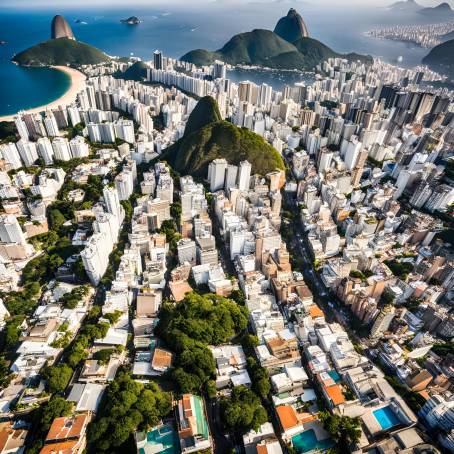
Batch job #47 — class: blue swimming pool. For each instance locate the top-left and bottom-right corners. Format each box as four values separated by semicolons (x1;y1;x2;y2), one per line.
292;429;334;453
328;370;341;383
373;406;401;430
139;424;180;454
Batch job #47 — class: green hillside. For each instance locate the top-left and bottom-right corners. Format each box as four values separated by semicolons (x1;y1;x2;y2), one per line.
422;39;454;79
183;95;222;136
118;61;148;81
182;29;301;68
13;38;110;66
216;29;297;65
181;29;371;70
162;96;284;177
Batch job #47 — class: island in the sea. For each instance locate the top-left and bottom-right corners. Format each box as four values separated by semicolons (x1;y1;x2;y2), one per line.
120;16;141;25
12;14;109;66
181;8;372;70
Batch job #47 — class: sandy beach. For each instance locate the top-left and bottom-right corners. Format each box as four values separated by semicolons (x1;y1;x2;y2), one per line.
0;66;86;122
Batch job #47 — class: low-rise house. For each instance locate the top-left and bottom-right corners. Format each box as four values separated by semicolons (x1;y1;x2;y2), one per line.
40;413;89;454
151;348;173;374
256;329;299;371
176;394;211;453
94;327;128;347
67;383;106;413
270;365;308;396
210;345;250;389
243;422;283;454
136;291;161;317
0;422;28;454
22;319;59;344
316;371;346;409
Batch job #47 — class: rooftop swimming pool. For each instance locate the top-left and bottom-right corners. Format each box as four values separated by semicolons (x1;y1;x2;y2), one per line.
373;406;401;431
193;395;210;440
292;429;334;453
327;370;341;383
139;424;180;454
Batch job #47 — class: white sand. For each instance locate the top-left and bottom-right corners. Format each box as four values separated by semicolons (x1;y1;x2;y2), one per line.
0;66;86;122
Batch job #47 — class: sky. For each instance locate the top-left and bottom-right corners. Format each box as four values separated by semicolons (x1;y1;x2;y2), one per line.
2;0;452;8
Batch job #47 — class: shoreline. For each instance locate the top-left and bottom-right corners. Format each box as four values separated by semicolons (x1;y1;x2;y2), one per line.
0;66;86;122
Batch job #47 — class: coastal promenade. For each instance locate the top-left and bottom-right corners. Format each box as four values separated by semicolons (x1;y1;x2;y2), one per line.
0;66;86;122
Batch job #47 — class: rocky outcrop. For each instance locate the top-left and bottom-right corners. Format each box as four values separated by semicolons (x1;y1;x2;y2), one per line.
51;15;75;40
274;8;309;43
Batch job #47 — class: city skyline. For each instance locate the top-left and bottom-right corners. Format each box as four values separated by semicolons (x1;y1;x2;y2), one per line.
0;3;453;454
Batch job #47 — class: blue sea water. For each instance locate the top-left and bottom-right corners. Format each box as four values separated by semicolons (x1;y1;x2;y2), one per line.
0;3;433;116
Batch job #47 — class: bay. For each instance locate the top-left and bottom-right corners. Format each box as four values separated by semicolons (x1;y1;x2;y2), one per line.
0;3;433;116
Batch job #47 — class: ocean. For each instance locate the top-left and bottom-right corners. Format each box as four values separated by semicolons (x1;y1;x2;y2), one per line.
0;2;434;117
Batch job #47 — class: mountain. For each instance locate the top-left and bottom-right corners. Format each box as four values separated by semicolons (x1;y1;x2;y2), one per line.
422;38;454;79
274;8;309;42
181;29;372;70
161;96;284;177
418;2;454;16
387;0;421;11
118;61;148;81
13;38;110;66
182;30;299;67
183;96;222;136
51;15;75;40
441;30;454;41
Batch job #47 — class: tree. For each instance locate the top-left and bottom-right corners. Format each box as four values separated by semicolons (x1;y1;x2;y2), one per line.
155;292;248;393
171;367;203;393
0;357;12;389
247;357;270;400
67;336;89;367
3;315;25;348
49;209;67;231
220;386;268;434
43;364;73;393
206;380;217;399
87;371;171;453
170;201;182;219
230;289;245;305
36;397;73;431
93;348;116;365
319;412;361;451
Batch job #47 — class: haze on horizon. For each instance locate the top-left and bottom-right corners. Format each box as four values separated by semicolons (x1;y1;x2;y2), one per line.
2;0;453;8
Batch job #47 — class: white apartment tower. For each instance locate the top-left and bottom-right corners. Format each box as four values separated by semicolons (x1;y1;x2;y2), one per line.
81;233;110;286
0;215;26;244
237;161;252;191
370;306;395;338
0;143;23;169
115;171;134;201
69;136;89;158
16;140;38;167
37;137;54;165
103;186;123;222
225;165;238;190
14;115;30;141
52;137;72;161
43;111;60;137
209;159;227;192
344;136;363;171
